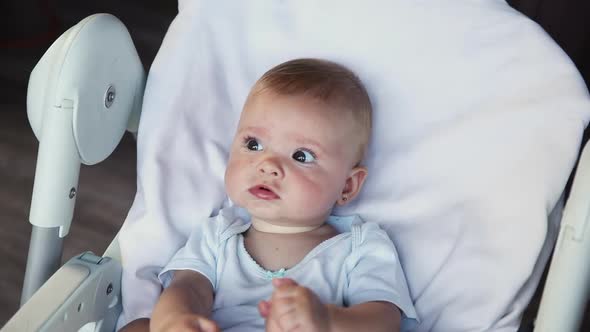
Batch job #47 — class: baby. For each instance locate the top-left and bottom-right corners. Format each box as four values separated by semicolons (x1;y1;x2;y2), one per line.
121;58;417;332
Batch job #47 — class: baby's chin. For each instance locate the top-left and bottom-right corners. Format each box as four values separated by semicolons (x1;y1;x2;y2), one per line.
242;202;282;220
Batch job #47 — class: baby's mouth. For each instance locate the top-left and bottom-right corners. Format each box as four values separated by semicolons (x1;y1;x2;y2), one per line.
248;185;280;200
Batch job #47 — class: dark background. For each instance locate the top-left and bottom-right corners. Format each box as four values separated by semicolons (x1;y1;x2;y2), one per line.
0;0;588;329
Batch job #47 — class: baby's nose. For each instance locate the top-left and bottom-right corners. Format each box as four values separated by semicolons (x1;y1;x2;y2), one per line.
258;158;283;178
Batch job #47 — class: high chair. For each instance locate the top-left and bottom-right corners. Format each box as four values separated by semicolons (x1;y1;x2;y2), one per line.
3;1;590;330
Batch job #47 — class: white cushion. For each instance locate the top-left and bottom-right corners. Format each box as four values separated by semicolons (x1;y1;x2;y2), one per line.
118;0;590;331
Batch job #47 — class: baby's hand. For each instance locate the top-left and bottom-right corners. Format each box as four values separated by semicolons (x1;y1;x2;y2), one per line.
150;313;219;332
259;278;330;332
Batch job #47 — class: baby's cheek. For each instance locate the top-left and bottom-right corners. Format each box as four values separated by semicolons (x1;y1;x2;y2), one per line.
224;162;243;201
293;173;338;210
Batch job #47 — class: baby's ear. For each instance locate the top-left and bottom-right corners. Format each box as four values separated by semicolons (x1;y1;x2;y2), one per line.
336;166;368;206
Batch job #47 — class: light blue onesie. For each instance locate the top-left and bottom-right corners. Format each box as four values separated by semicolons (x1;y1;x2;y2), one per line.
159;206;418;331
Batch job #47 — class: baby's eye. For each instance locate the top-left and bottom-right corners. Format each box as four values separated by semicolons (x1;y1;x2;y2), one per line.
245;138;263;151
292;149;316;163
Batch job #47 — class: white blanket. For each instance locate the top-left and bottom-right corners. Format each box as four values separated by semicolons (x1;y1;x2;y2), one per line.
118;1;590;330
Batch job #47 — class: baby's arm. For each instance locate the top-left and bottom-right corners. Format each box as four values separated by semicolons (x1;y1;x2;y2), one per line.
326;301;401;332
150;270;219;332
260;278;401;332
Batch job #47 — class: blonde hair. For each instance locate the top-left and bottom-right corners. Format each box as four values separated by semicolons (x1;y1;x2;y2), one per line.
251;58;372;163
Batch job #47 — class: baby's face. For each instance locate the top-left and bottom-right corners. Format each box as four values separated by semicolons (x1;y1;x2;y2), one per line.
225;91;361;227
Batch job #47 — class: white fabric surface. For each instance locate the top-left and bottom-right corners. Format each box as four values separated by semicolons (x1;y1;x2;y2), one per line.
117;1;590;331
158;206;418;331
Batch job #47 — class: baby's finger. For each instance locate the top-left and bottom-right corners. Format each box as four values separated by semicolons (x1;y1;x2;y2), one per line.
265;315;283;332
271;282;300;301
272;278;298;288
270;296;297;318
275;311;301;332
272;284;313;303
196;318;220;332
258;300;271;318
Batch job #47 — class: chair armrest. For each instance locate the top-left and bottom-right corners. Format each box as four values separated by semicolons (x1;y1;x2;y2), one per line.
534;142;590;332
2;252;122;332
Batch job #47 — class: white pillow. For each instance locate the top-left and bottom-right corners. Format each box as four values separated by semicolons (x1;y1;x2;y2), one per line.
118;0;590;331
